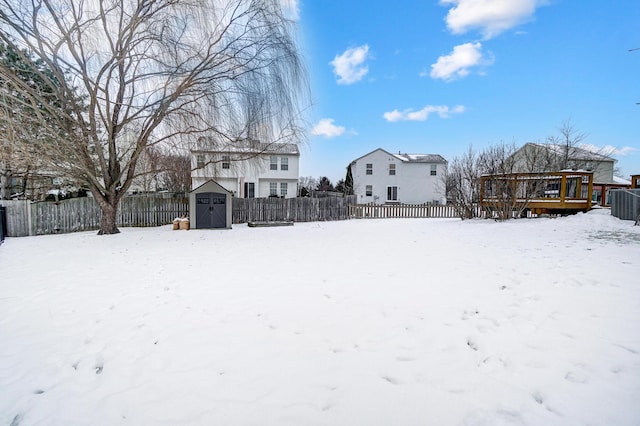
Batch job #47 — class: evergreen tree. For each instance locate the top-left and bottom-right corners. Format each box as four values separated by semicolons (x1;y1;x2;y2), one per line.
344;164;354;195
315;176;334;192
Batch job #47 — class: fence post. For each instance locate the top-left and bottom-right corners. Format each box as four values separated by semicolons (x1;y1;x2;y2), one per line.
0;206;6;244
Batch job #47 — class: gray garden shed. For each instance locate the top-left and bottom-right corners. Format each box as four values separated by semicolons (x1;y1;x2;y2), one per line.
189;180;233;229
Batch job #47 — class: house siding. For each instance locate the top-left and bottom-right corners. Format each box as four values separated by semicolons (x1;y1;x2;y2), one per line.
191;149;299;198
351;149;446;205
512;143;616;184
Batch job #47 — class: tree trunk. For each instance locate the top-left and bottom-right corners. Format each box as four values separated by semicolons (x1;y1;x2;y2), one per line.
94;193;120;235
0;170;9;200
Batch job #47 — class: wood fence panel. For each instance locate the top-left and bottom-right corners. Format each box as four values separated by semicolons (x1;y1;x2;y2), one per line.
349;203;461;219
0;200;31;237
231;196;355;223
2;195;190;237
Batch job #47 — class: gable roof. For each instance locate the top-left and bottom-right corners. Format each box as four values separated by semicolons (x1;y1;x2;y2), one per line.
392;153;447;163
525;143;615;162
350;148;447;165
190;179;233;194
193;137;299;155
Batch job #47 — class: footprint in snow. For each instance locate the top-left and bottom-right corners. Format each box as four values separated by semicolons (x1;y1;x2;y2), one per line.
531;391;544;404
564;371;588;384
381;376;401;385
95;357;104;374
10;414;22;426
461;309;479;320
467;337;479;351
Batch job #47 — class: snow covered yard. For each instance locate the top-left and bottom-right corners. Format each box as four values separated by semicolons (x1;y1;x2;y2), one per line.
1;209;639;426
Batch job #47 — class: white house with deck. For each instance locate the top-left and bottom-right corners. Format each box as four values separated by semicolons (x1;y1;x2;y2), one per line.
349;148;447;205
191;139;299;198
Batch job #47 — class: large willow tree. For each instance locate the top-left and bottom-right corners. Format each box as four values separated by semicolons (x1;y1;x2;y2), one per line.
0;0;308;234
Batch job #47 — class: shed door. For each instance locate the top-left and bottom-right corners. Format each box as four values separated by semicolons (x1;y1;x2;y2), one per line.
196;192;227;228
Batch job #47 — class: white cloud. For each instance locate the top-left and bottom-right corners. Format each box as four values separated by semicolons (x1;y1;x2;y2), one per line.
578;144;637;157
280;0;300;20
330;45;370;85
440;0;542;39
311;119;346;138
430;42;489;81
383;105;466;122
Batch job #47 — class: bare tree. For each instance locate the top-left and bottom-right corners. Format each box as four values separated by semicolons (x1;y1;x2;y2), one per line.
546;118;588;170
478;143;527;220
157;153;191;194
298;176;317;197
447;143;553;220
0;0;308;234
444;146;481;219
132;147;162;193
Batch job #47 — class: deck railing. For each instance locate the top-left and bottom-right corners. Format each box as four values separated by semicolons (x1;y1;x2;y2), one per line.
479;171;594;215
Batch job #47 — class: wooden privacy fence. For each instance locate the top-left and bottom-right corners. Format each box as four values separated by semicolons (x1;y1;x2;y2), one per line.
233;195;356;223
0;195;355;237
349;203;462;219
1;196;188;237
2;195;471;237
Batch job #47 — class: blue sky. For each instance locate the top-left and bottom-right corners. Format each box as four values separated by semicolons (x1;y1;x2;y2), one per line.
292;0;640;183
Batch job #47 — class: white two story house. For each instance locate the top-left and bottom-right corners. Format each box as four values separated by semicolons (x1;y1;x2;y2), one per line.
349;148;447;205
191;138;300;198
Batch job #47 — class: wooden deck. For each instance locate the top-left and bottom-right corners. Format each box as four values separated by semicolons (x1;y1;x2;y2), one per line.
480;171;594;215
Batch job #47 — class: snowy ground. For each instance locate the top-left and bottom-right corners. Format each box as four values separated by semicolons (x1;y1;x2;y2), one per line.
1;209;639;425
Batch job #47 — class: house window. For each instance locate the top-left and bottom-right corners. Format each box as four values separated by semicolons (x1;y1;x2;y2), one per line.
270;182;278;196
280;182;288;197
222;155;230;169
430;164;437;176
281;157;289;171
270;156;278;170
387;186;398;201
196;154;205;169
366;163;373;175
366;185;372;196
389;164;396;176
244;182;255;198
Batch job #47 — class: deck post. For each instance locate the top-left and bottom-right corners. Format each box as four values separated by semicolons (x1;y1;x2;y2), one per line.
586;174;593;210
559;173;567;209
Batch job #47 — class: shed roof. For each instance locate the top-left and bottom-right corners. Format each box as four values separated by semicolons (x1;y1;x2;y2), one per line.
190;179;233;194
